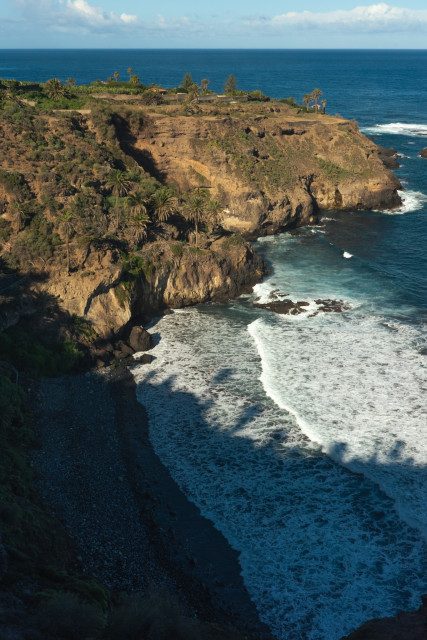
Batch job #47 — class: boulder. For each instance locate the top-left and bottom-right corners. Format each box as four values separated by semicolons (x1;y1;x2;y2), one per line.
420;148;427;158
129;326;154;352
134;353;153;364
114;340;135;357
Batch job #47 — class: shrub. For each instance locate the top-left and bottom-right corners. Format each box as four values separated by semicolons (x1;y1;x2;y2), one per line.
220;233;246;250
0;218;11;243
0;328;79;377
140;91;164;106
316;157;350;181
248;89;270;102
36;592;104;640
279;97;298;107
170;243;183;258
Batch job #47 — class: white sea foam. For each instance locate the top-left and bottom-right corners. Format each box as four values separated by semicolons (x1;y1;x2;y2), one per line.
377;189;427;214
133;309;427;640
343;251;353;258
362;122;427;137
248;313;427;538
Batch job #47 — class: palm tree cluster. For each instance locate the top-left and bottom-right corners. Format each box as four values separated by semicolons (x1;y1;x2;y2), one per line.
302;88;326;113
104;171;222;249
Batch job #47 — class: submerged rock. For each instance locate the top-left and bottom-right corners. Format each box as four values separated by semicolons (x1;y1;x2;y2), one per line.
254;298;351;315
254;300;309;315
314;299;351;313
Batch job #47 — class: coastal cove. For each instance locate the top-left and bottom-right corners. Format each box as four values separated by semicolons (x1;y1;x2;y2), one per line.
0;50;426;640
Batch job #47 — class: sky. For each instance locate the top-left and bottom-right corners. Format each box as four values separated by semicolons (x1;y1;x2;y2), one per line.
1;0;427;48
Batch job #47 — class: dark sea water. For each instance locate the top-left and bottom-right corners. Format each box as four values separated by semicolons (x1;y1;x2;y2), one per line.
4;50;426;639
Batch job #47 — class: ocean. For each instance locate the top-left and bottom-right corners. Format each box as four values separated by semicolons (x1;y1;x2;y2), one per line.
4;50;427;639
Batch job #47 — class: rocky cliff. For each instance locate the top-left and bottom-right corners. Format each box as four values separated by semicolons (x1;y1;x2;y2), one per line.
0;99;401;337
121;102;401;237
40;238;266;337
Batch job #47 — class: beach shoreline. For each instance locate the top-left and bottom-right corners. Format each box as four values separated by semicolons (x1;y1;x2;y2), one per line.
32;363;273;638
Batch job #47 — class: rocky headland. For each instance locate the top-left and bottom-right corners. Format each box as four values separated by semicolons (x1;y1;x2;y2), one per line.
0;97;401;339
1;91;419;640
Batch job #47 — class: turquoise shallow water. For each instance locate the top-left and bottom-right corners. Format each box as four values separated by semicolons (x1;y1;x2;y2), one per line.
5;49;427;639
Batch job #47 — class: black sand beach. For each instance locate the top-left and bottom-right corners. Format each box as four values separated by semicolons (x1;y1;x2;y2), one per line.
32;363;273;638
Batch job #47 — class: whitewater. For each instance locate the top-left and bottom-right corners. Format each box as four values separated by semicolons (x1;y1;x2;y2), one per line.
132;113;427;637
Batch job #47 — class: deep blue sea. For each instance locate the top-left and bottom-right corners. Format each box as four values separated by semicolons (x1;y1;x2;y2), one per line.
4;50;426;639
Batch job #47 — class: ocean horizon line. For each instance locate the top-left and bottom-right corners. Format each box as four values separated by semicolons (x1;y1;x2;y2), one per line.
1;47;427;52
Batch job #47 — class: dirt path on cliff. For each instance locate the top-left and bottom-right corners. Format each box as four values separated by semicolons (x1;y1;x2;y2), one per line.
32;365;272;637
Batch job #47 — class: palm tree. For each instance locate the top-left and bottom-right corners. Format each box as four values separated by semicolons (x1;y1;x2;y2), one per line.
45;78;68;100
303;93;313;111
113;71;120;82
57;210;75;275
127;67;133;81
187;83;200;103
201;78;210;94
312;88;322;112
67;77;76;86
321;98;327;114
183;189;208;247
129;211;151;245
128;190;148;216
106;170;132;230
130;74;140;86
150;187;176;223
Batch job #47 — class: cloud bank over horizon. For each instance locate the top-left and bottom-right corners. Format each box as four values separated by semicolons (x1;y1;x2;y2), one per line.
2;1;427;46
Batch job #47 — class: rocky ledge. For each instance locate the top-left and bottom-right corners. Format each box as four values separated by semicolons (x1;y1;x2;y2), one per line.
254;298;351;315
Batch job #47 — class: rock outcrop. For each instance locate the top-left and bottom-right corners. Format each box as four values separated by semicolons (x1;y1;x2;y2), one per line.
34;238;266;338
419;148;427;158
377;146;400;169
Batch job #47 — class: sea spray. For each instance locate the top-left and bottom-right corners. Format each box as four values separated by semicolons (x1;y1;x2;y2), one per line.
133;307;427;640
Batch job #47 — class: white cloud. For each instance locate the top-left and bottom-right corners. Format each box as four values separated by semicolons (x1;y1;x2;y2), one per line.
6;1;427;42
120;13;137;24
65;0;138;27
266;4;427;32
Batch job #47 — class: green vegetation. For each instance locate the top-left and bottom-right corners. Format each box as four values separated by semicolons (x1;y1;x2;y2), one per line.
224;73;237;95
220;233;246;249
0;327;79;377
316;157;351;182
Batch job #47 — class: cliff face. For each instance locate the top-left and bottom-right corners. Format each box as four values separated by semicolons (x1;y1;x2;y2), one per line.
121;104;401;237
37;239;266;337
132;238;266;314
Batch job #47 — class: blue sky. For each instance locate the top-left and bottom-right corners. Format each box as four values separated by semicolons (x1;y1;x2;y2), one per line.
1;1;427;48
